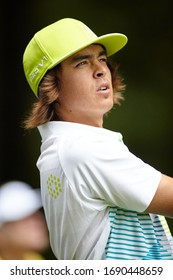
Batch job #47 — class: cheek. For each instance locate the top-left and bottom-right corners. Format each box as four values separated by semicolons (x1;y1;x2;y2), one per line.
59;71;94;106
61;78;85;100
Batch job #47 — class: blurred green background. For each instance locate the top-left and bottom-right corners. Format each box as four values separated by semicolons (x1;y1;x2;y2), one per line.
1;0;173;258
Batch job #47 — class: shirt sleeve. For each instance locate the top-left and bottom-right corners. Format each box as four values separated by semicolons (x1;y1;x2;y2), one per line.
61;133;161;213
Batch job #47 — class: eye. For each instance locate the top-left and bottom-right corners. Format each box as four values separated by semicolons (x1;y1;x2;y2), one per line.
76;60;87;67
99;57;108;63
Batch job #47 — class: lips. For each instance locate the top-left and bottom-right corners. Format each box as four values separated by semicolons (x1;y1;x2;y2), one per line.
99;86;107;91
96;82;110;94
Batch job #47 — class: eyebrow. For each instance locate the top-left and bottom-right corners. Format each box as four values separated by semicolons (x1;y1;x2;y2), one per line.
69;50;107;64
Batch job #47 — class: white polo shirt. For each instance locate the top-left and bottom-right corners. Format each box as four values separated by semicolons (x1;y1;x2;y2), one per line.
36;121;170;260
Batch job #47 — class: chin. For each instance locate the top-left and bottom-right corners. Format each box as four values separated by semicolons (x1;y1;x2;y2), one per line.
105;102;114;112
103;105;113;116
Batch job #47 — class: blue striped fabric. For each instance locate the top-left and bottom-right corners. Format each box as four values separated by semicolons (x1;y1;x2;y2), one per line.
105;207;173;260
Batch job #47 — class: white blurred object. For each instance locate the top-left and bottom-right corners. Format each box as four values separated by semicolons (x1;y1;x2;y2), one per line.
0;181;42;224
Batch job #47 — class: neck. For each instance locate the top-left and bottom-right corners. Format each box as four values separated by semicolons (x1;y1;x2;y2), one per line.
58;112;103;128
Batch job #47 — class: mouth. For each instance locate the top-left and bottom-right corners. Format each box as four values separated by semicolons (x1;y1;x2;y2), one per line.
99;86;108;91
96;83;110;95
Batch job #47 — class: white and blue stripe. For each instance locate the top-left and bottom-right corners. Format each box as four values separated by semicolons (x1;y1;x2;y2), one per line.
105;207;173;260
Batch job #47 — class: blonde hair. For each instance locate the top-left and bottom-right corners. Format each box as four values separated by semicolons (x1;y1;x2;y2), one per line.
23;61;126;129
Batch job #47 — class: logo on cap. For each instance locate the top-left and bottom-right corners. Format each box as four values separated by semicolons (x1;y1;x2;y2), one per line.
30;56;48;83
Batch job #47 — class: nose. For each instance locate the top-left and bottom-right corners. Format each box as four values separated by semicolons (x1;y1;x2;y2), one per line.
93;62;106;78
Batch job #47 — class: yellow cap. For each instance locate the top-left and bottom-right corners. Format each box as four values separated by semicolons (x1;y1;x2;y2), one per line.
23;18;128;97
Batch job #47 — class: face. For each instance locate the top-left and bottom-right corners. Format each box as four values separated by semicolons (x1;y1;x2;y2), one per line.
1;211;49;252
56;44;114;127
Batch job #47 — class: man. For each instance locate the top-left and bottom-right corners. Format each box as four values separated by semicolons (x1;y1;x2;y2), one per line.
0;181;49;259
22;18;173;260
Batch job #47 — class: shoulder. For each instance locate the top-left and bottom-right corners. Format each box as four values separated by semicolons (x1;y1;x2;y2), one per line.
59;127;128;167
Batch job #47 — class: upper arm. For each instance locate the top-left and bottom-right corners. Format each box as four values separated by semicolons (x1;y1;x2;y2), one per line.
145;174;173;218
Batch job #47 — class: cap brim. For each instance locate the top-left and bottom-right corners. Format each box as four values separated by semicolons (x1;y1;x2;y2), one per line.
48;33;128;71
